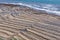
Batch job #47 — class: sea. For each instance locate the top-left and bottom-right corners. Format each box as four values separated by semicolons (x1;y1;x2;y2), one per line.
0;0;60;16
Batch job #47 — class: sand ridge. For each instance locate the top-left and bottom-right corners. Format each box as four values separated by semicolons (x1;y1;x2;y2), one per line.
0;4;60;40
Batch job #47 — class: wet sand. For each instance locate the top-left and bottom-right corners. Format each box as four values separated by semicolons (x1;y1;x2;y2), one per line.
0;4;60;40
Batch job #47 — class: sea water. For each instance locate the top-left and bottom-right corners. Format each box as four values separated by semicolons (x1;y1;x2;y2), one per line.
0;0;60;16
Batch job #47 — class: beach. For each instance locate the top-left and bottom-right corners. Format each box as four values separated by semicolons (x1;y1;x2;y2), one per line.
0;4;60;40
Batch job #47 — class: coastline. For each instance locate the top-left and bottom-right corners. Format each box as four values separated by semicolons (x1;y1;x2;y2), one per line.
0;3;60;40
0;3;60;16
0;3;60;20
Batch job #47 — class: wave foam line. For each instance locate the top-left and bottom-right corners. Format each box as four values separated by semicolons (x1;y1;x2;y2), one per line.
0;2;60;16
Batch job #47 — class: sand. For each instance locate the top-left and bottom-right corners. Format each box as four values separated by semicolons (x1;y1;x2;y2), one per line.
0;4;60;40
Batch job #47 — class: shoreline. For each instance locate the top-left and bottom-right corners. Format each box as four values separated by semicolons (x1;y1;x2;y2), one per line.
0;3;59;20
0;3;60;16
0;3;60;17
0;3;60;40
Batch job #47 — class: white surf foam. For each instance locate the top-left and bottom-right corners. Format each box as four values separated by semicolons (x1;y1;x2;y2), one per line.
1;2;60;16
